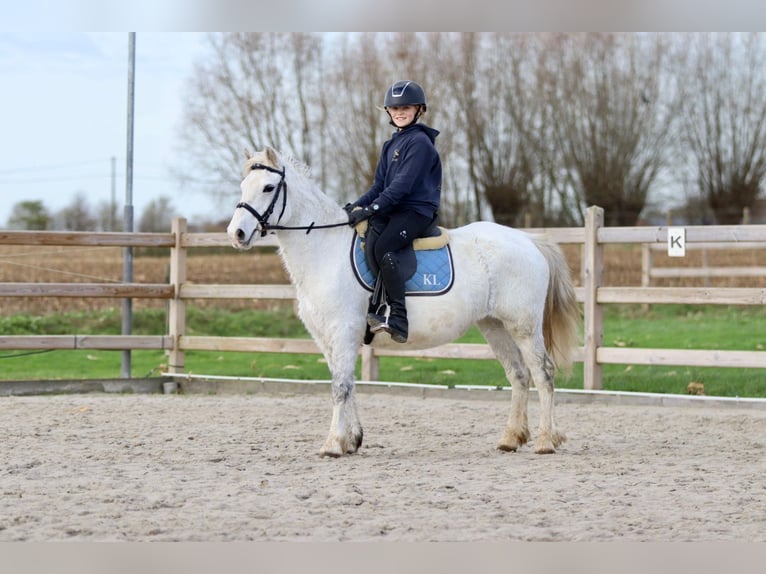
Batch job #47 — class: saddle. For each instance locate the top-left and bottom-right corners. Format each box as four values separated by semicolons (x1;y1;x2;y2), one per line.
351;217;453;294
350;217;455;344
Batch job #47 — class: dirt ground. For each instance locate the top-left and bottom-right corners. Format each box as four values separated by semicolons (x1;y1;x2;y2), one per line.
1;389;764;542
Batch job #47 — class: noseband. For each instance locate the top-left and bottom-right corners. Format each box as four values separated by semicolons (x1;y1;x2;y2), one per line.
235;162;349;237
236;163;288;237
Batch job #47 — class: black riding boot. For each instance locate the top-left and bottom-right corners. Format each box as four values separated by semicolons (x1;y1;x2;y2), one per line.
366;251;408;343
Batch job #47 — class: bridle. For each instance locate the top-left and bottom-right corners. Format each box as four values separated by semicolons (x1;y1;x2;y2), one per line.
235;163;288;238
235;162;348;237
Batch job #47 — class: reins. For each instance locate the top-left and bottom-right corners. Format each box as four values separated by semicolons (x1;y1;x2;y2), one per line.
236;162;348;236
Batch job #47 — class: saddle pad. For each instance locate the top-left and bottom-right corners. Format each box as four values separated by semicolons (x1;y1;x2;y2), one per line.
350;234;455;296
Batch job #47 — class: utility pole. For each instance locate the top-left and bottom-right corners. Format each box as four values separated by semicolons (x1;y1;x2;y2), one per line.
110;156;116;231
122;32;136;379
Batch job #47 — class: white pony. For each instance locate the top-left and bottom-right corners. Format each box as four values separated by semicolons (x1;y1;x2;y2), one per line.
227;147;580;457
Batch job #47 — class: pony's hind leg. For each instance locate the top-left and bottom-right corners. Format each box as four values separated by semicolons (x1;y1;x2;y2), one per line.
477;318;531;452
515;334;566;454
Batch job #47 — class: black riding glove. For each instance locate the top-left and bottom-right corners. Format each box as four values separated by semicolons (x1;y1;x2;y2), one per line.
343;202;357;214
347;206;374;227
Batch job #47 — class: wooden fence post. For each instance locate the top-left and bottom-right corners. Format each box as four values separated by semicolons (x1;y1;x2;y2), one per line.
640;243;652;312
583;206;604;390
641;243;651;288
360;345;379;381
167;217;187;374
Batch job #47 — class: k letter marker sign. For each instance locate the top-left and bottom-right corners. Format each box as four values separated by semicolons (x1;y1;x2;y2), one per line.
668;227;686;257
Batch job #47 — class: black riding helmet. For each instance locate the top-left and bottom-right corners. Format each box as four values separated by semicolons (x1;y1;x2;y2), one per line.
383;80;427;127
384;80;427;110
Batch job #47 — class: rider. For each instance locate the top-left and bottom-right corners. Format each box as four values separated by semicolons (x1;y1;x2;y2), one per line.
345;80;442;343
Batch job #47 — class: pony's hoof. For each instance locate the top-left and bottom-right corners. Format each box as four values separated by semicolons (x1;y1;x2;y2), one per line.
496;428;529;452
533;430;566;454
319;431;363;457
320;447;342;458
320;439;344;457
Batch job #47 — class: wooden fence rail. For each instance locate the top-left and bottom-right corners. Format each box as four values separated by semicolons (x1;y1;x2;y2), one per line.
2;206;766;389
642;241;766;285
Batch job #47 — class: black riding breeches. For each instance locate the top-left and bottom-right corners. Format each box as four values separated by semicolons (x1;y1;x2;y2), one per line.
370;210;435;265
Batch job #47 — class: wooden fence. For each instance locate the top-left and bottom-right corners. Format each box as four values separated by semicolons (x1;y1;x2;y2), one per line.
2;206;766;390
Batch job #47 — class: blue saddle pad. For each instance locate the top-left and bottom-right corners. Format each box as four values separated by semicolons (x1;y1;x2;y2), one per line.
350;234;455;296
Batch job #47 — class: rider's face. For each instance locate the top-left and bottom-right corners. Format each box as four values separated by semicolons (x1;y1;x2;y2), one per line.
387;105;418;128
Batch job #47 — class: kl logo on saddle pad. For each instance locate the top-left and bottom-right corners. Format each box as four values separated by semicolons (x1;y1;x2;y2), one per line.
350;233;455;296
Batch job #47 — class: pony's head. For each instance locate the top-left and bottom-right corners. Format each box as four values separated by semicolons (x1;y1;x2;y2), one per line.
227;147;287;249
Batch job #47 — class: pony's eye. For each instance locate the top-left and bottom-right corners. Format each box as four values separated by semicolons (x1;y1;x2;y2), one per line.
264;184;275;193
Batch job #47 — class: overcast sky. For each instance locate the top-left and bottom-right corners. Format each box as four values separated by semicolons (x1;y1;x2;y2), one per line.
0;32;212;228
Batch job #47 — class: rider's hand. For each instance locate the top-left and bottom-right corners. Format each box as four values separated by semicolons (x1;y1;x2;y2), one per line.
347;206;374;227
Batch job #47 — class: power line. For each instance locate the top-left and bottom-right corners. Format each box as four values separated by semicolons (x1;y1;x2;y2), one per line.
0;174;113;184
0;159;112;174
0;159;226;186
0;173;181;185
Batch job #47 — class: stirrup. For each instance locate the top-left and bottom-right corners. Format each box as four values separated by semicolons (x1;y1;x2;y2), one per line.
366;312;388;332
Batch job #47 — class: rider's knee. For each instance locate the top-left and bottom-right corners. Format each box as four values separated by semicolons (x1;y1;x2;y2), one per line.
380;251;398;270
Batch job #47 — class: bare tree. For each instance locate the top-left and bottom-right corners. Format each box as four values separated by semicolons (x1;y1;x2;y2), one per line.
177;33;325;209
677;33;766;224
540;33;677;226
325;33;391;203
475;33;545;226
95;199;123;231
55;191;97;231
433;33;484;224
138;196;175;232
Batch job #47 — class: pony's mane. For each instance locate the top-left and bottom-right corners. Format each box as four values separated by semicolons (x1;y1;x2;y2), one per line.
242;149;312;180
280;152;312;178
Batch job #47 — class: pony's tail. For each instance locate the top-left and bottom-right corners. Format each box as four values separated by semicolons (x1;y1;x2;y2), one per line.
532;236;581;375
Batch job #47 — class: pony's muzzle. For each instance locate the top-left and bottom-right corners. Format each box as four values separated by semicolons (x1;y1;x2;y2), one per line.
235;228;248;243
227;221;257;249
232;227;255;249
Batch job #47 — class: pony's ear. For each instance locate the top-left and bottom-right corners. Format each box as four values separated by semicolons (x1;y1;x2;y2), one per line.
264;146;279;167
243;148;252;160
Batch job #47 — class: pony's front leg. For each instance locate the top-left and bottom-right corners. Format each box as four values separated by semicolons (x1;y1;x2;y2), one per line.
307;301;365;457
320;376;363;458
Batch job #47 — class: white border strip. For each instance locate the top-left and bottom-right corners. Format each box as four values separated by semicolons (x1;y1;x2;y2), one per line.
163;372;766;408
165;372;449;390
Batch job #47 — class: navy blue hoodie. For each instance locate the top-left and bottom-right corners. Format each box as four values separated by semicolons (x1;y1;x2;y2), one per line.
356;123;441;218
